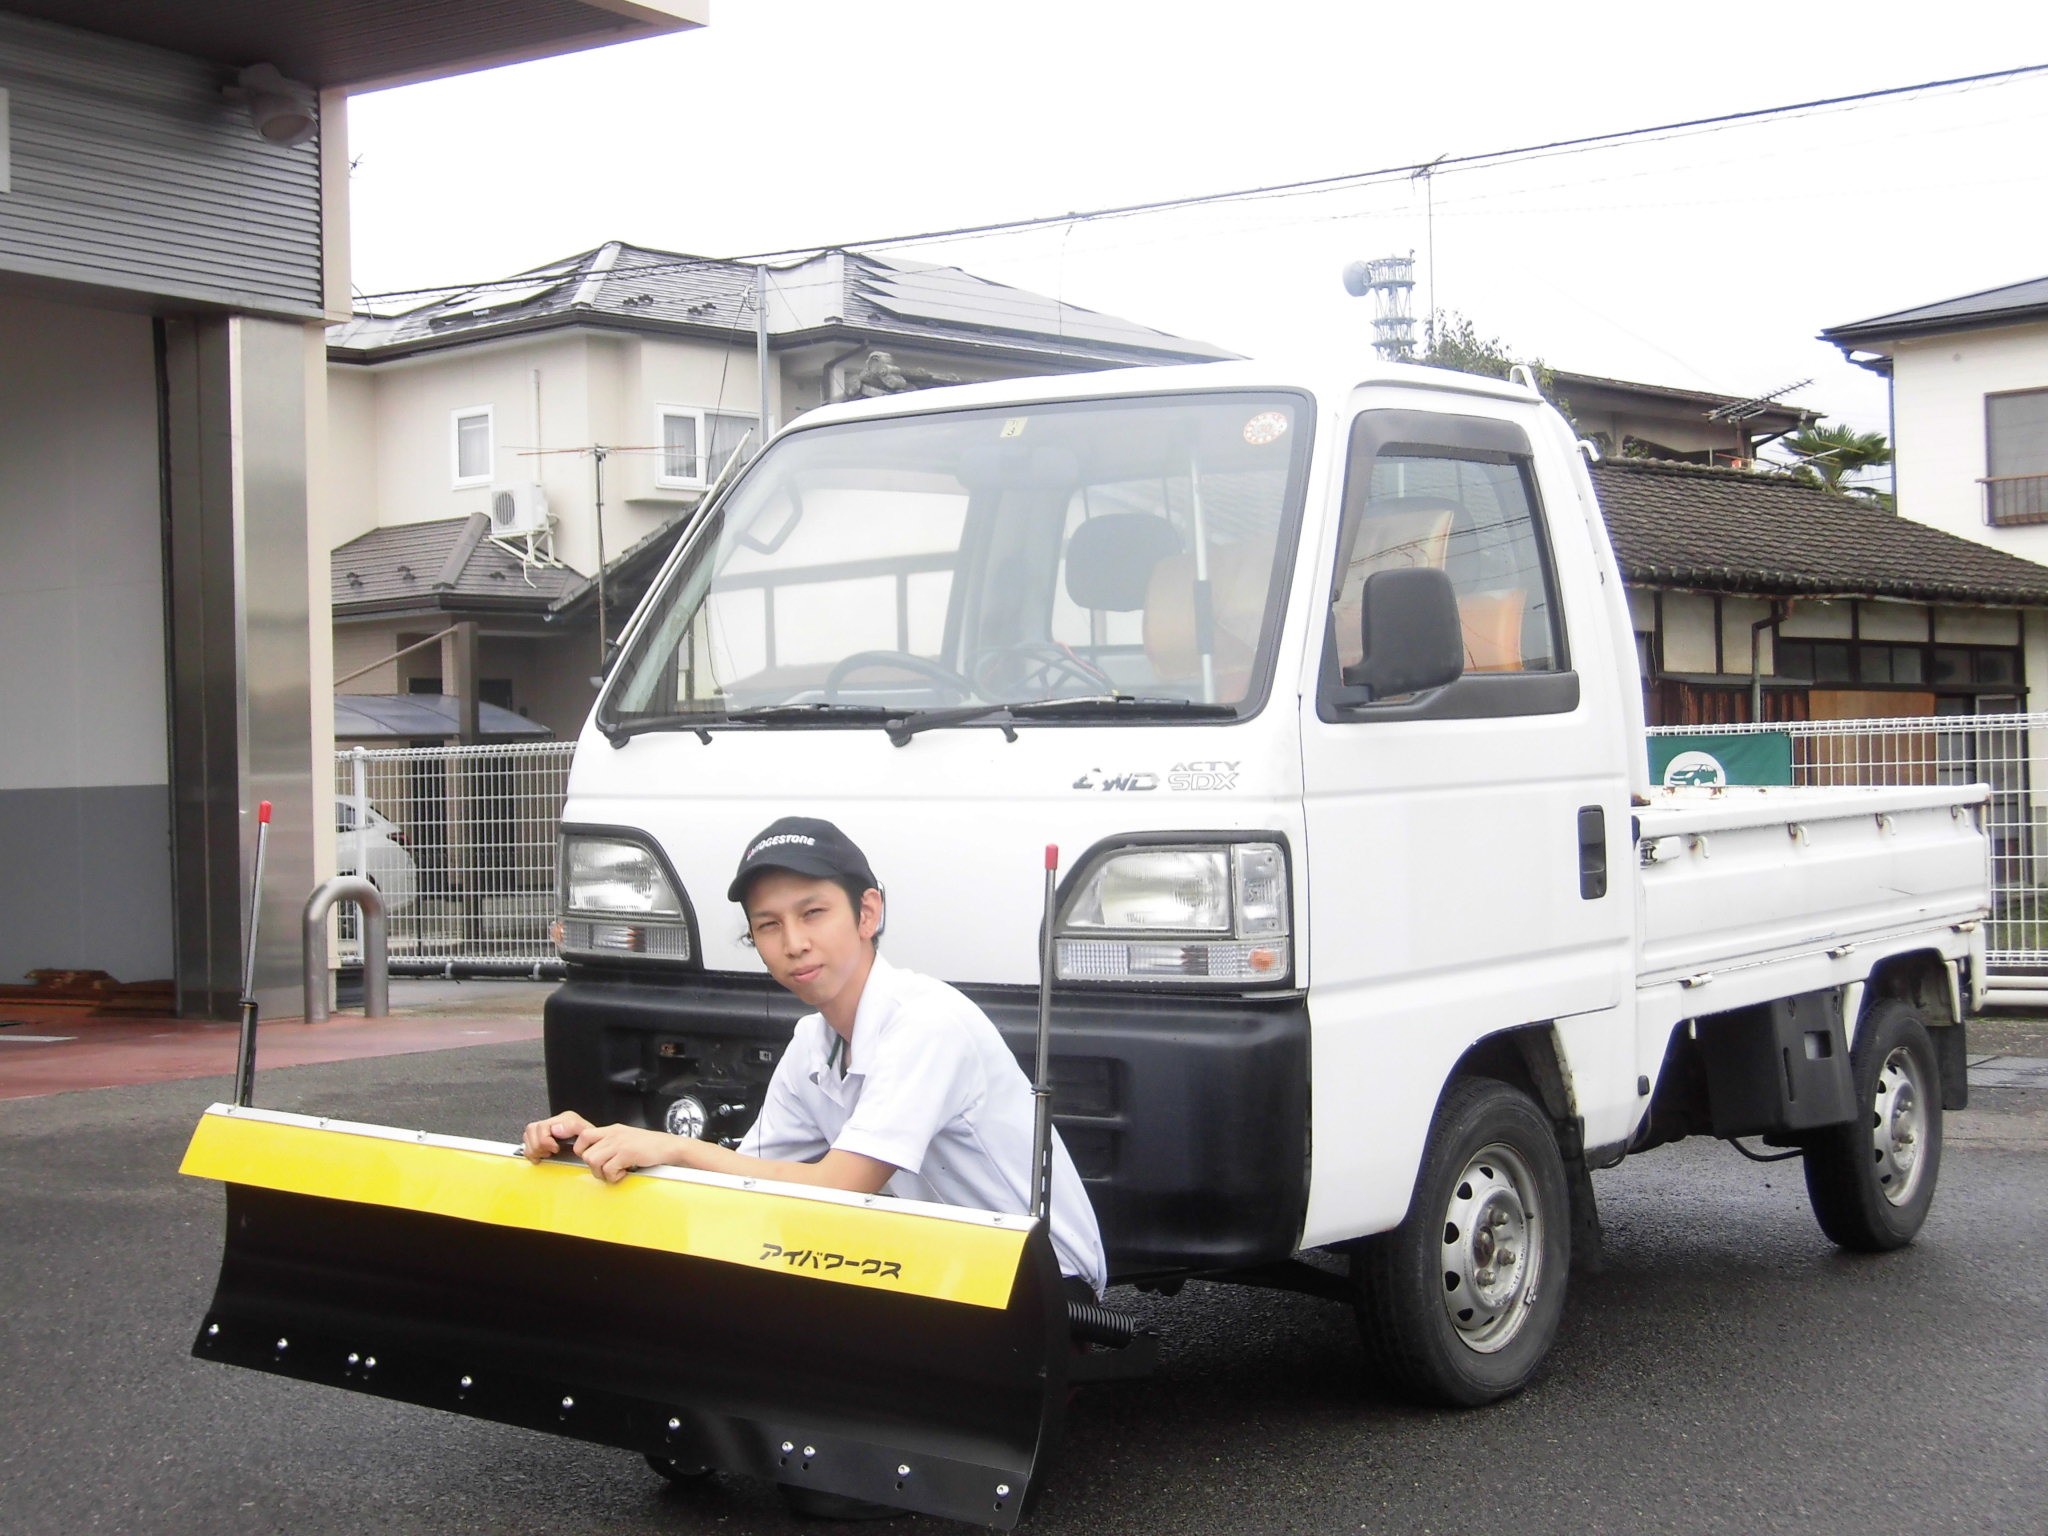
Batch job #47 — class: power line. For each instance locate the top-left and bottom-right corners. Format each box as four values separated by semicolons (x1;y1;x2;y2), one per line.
351;61;2047;306
728;61;2048;260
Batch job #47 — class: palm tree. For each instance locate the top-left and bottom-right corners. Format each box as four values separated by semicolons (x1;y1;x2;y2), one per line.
1781;423;1891;490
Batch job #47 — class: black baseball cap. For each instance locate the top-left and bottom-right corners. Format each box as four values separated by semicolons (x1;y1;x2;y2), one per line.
728;817;879;904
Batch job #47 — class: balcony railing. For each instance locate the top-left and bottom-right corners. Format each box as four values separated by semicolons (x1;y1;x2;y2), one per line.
1983;472;2048;526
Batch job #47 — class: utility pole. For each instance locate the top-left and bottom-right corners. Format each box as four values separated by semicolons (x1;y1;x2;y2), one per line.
756;262;772;442
591;445;610;666
1413;154;1446;354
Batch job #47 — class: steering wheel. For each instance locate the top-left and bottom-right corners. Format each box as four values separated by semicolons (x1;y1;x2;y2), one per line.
822;650;977;704
974;641;1115;696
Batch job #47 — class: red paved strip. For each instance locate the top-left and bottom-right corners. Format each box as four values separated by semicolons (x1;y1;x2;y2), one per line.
0;1009;542;1101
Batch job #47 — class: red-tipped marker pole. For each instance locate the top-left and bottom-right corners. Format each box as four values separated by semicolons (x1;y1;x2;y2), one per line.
1031;845;1060;1223
233;801;275;1107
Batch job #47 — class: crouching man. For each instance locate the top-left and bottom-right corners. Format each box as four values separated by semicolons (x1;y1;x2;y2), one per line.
523;816;1108;1299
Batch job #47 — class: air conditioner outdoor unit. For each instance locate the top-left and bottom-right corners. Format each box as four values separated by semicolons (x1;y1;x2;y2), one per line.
489;483;550;537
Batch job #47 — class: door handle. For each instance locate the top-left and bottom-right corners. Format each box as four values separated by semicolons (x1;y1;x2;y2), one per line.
1578;805;1607;900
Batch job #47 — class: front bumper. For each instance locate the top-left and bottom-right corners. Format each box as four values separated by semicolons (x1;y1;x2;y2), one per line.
544;972;1311;1279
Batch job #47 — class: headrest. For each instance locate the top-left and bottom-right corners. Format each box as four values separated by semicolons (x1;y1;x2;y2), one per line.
1064;514;1185;611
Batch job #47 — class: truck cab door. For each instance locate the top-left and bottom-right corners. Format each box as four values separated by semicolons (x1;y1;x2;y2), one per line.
1295;405;1636;1241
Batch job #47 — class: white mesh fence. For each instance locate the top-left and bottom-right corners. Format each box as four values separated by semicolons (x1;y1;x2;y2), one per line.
1649;713;2046;974
334;742;575;973
334;718;2044;976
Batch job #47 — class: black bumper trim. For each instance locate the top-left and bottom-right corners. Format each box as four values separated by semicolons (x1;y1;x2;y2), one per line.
544;974;1311;1279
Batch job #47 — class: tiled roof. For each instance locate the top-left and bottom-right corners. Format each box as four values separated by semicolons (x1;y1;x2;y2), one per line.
1549;369;1817;432
1822;275;2048;348
331;514;580;616
1591;457;2048;606
329;243;1235;367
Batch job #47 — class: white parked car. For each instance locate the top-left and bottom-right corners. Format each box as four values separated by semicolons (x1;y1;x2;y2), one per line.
334;795;418;913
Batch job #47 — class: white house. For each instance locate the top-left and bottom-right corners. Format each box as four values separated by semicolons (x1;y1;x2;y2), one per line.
326;242;1235;743
1822;277;2048;553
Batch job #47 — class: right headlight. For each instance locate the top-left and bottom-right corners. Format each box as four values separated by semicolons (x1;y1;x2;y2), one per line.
556;831;692;963
1056;841;1291;986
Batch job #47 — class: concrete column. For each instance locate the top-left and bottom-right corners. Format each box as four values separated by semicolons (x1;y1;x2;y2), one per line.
161;315;316;1019
452;620;480;745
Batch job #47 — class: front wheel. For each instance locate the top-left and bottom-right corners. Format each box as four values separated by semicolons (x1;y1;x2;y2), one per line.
1803;997;1943;1252
1352;1077;1571;1407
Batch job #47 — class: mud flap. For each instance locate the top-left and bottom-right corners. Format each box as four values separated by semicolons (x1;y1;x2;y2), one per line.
181;1105;1068;1528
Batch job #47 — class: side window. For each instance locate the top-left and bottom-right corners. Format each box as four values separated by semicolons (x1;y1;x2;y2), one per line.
1323;411;1573;718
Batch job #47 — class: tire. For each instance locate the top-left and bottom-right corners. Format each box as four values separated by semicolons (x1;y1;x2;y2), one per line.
644;1453;713;1486
1803;997;1943;1252
1352;1077;1571;1407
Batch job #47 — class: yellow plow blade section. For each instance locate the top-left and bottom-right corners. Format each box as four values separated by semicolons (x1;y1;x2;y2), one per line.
181;1106;1028;1308
181;1106;1068;1528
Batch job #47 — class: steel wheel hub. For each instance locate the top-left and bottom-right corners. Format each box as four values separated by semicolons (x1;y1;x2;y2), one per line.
1872;1046;1927;1207
1439;1143;1543;1353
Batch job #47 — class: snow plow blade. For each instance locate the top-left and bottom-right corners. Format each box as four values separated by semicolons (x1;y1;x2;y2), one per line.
181;1104;1069;1528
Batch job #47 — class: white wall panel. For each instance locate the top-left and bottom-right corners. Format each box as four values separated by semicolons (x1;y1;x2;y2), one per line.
1659;591;1717;673
0;294;162;791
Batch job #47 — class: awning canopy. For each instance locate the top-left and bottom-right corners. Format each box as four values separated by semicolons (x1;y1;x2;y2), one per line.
335;694;553;742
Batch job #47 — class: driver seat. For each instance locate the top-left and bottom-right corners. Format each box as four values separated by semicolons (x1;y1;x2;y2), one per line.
1064;513;1185;612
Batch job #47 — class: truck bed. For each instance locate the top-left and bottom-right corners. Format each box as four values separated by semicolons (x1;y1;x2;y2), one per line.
1635;783;1990;1007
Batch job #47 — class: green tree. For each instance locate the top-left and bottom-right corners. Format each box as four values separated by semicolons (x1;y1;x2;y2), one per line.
1781;422;1891;491
1422;310;1563;406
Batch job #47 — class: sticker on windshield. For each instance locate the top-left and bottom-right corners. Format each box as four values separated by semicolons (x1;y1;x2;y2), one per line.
1000;418;1029;438
1242;411;1289;446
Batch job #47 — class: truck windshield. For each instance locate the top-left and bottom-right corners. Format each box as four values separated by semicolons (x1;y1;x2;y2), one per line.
599;391;1311;735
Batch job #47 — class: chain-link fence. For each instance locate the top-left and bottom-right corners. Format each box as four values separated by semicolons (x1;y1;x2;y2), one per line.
336;718;2047;983
334;742;575;975
1648;712;2046;987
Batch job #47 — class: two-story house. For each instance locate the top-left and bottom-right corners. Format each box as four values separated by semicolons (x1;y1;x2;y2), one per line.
1822;276;2048;550
326;242;1234;742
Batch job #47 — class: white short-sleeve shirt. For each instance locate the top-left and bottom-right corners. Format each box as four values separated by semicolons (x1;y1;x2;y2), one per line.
737;953;1109;1296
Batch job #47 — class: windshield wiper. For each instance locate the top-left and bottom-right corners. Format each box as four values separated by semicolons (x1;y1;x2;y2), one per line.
734;700;1021;749
599;711;720;747
600;701;900;746
884;703;1021;746
887;693;1238;744
890;693;1238;744
724;702;903;725
1006;694;1238;719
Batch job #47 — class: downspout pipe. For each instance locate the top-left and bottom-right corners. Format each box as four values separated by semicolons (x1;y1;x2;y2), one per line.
1750;599;1793;722
821;342;871;403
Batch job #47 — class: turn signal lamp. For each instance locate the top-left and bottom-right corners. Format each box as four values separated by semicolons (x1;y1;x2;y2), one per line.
1056;842;1291;986
556;832;692;964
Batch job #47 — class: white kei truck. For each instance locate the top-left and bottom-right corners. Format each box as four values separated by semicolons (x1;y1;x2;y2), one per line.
182;359;1988;1529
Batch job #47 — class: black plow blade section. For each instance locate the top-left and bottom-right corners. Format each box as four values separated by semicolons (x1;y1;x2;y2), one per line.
193;1185;1069;1528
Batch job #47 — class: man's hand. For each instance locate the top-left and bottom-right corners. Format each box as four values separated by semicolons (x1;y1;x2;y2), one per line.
568;1122;676;1184
522;1111;684;1183
521;1110;595;1162
521;1109;894;1193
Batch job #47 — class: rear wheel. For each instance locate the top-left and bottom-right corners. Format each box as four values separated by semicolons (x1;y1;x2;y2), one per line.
1803;997;1943;1252
644;1453;713;1485
1352;1077;1570;1407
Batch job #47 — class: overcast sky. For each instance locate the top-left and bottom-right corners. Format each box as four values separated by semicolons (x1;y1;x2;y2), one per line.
345;0;2048;438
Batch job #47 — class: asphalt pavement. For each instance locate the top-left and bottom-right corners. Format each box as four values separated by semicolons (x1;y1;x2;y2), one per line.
1;1042;2043;1535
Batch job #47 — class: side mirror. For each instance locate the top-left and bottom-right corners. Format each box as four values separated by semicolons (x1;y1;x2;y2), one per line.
1341;567;1465;699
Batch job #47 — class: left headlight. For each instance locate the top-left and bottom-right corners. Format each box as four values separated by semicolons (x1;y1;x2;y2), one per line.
1056;841;1291;986
557;831;692;963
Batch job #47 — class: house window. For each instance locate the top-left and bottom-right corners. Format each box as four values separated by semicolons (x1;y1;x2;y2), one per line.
657;406;758;488
452;406;493;488
1985;388;2048;525
1776;637;2019;694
